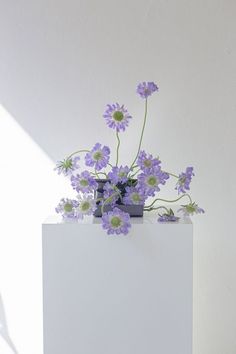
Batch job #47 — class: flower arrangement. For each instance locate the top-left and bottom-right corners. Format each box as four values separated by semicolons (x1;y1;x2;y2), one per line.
55;81;204;235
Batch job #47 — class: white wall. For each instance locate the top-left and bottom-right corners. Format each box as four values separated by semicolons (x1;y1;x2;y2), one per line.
0;0;236;353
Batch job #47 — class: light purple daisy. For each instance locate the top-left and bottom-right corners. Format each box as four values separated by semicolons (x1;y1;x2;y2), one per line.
75;195;97;219
103;103;132;132
137;150;161;172
108;165;130;185
54;156;80;176
178;202;205;216
137;167;169;197
136;82;158;99
158;208;180;222
175;167;195;194
102;207;131;235
71;171;98;193
55;198;79;219
123;186;146;205
85;143;110;171
103;182;120;205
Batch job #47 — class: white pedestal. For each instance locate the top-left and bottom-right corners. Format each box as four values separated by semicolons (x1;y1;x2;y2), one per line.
42;213;193;354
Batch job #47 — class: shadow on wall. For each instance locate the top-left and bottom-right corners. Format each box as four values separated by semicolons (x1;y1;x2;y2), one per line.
0;1;151;162
0;294;18;354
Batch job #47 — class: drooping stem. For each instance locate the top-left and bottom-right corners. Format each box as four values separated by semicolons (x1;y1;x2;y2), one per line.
115;130;120;166
130;98;148;168
144;193;193;209
101;191;121;214
67;149;90;159
144;205;169;213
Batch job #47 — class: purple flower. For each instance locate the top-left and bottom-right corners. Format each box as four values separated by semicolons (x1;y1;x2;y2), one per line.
75;195;96;219
102;207;131;235
85;143;110;171
103;103;132;132
123;186;146;205
54;156;80;176
158;208;180;222
137;167;169;197
55;198;79;219
103;182;120;205
176;167;194;194
137;150;161;172
178;202;205;216
71;171;98;193
108;165;130;184
136;82;158;98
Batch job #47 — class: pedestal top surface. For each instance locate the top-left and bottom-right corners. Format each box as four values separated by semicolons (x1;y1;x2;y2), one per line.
43;211;192;225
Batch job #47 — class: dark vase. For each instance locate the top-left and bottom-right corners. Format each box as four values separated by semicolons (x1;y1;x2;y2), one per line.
94;179;144;217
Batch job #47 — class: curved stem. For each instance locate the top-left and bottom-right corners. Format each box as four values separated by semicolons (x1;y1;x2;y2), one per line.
144;205;169;213
144;193;192;209
67;149;90;159
115;130;120;166
130;98;148;168
101;191;121;214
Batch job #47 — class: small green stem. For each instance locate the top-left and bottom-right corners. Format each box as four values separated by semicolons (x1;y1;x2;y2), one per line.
144;205;169;213
94;169;100;179
129;168;141;179
130;165;139;171
115;130;120;166
101;191;121;214
91;172;107;178
67;149;90;159
130;98;148;169
144;194;192;209
164;171;179;178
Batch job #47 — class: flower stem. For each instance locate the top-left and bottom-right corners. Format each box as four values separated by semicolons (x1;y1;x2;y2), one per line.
67;149;90;159
144;205;169;213
130;98;148;168
94;169;100;179
101;191;121;214
144;193;193;209
164;171;179;178
115;130;120;166
129;168;141;178
91;171;108;178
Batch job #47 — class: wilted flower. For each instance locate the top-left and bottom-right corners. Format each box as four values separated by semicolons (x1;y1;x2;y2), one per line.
85;143;110;171
137;150;161;172
102;207;131;235
123;186;146;205
54;156;80;176
76;195;96;219
178;202;205;216
71;171;98;193
103;103;132;132
55;198;79;219
158;208;180;222
137;167;169;197
108;165;130;184
136;82;158;98
176;167;194;194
